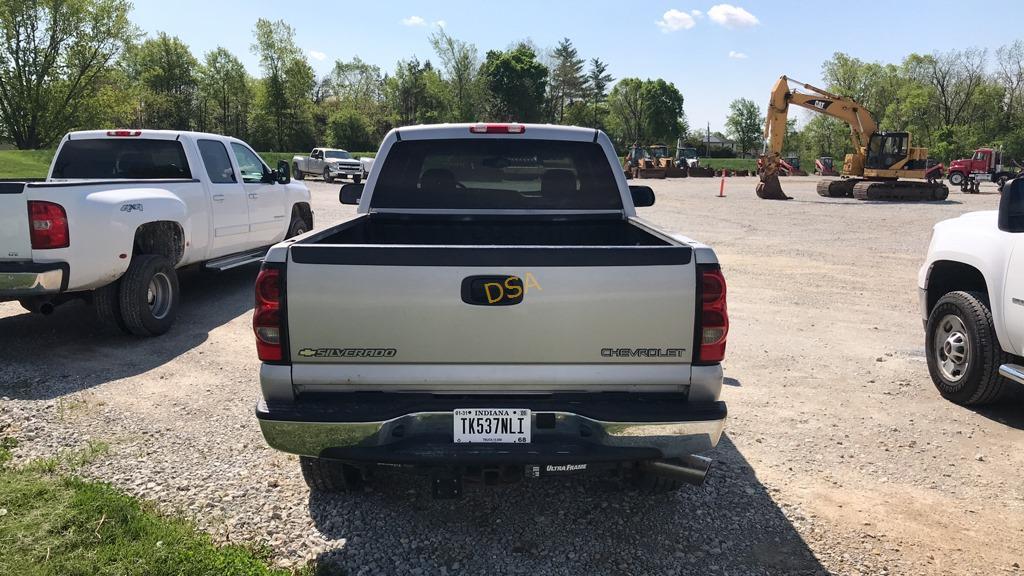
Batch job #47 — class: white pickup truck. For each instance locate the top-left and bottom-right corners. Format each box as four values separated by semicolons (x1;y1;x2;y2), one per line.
919;177;1024;405
0;130;311;336
292;148;363;184
254;123;729;498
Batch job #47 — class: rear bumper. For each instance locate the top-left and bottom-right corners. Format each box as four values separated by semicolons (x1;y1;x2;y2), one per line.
1000;364;1024;386
0;261;67;299
256;393;726;464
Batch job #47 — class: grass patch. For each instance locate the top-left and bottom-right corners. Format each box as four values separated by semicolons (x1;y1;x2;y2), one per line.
0;150;54;179
698;158;758;172
0;437;305;576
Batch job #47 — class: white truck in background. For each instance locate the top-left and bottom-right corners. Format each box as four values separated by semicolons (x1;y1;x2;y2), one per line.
0;130;312;336
255;123;729;498
919;177;1024;405
292;148;363;184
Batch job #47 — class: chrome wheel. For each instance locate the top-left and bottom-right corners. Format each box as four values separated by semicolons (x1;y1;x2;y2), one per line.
934;314;970;382
147;272;173;320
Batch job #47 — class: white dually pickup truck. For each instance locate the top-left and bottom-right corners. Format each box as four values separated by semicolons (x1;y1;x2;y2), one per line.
254;123;729;498
919;177;1024;405
0;130;311;336
291;148;363;184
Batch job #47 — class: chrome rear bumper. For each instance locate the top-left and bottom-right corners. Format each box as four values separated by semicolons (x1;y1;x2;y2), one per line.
0;262;66;298
999;364;1024;385
256;394;726;463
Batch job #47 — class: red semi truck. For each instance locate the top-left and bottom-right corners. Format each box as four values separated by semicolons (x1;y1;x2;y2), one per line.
947;148;1016;189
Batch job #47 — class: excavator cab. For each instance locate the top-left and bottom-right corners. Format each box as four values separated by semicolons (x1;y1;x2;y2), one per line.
865;132;909;170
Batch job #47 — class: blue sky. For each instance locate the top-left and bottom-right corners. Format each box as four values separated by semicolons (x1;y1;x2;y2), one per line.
130;0;1024;132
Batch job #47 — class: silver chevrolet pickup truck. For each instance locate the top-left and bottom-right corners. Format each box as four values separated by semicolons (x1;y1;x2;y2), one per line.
254;123;728;498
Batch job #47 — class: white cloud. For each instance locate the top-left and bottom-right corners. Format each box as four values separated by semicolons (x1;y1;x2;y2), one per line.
728;50;748;59
401;15;426;27
307;49;326;62
691;9;704;17
708;4;759;28
435;20;447;28
656;9;697;33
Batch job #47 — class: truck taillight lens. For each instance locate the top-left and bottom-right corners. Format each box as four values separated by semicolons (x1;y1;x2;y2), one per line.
28;201;69;249
254;267;283;362
697;267;728;363
469;123;525;134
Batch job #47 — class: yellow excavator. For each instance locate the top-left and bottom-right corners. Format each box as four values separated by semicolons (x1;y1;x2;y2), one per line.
756;75;949;201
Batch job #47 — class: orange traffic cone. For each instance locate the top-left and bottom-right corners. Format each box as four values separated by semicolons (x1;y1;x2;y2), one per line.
718;169;726;198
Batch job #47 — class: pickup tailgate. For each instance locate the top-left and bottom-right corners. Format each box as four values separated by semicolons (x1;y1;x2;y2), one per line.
0;183;31;261
284;243;697;391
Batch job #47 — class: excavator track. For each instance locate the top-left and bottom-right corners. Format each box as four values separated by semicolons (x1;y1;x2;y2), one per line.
851;180;949;201
816;179;858;198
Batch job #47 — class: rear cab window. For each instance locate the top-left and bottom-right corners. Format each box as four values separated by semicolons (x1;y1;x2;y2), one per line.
51;138;192;180
197;140;236;184
371;139;622;210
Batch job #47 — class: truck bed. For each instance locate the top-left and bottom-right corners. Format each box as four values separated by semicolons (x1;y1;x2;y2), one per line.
304;214;672;247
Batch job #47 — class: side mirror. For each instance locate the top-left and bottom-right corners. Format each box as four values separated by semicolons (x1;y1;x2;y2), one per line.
630;185;655;207
999;177;1024;233
276;160;291;184
340;182;364;205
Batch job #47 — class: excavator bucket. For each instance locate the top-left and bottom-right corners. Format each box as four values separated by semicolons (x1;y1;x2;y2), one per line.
756;173;791;200
756;155;792;200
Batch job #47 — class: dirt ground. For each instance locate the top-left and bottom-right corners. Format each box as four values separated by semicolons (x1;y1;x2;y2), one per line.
2;174;1022;575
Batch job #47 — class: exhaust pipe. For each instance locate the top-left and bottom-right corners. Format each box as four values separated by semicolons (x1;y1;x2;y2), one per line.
639;455;712;487
20;297;55;315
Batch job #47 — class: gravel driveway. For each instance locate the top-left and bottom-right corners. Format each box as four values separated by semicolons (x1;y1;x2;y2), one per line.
2;176;1022;575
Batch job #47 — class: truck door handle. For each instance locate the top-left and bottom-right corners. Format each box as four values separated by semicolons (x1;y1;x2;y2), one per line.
212;194;225;202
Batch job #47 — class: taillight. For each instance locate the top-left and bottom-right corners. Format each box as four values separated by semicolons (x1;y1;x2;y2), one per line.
254;267;283;362
469;123;525;134
28;201;69;249
697;266;728;363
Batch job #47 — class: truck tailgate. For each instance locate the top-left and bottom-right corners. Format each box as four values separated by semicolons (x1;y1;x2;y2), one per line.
0;183;31;261
284;244;696;390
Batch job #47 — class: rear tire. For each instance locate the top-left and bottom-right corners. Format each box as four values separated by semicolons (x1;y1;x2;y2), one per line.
293;164;304;180
93;281;129;333
926;291;1012;405
286;214;308;239
299;456;364;493
118;254;179;336
323;168;334;184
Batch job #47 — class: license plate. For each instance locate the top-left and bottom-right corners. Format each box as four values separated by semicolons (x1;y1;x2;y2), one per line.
453;409;531;444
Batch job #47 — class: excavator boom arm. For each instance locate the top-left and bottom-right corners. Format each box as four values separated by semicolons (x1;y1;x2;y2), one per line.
763;75;878;157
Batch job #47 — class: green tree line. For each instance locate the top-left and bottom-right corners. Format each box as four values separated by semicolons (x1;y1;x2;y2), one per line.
0;1;687;153
720;47;1024;165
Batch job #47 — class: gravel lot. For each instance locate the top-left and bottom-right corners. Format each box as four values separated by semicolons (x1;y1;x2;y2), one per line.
2;175;1022;575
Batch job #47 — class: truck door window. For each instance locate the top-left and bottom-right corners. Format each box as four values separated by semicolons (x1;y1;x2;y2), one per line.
51;139;192;180
197;140;237;183
372;139;623;210
230;143;269;183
